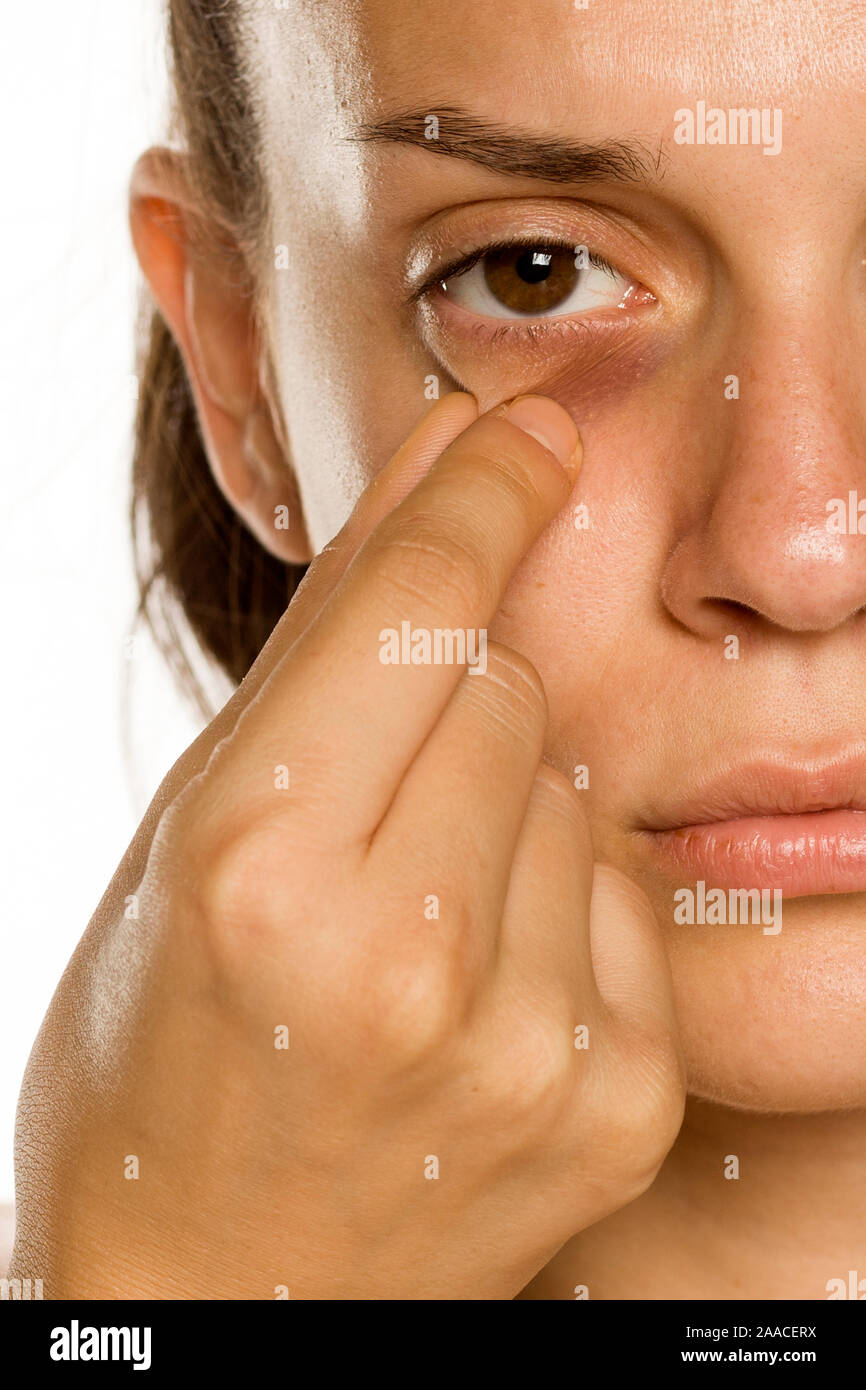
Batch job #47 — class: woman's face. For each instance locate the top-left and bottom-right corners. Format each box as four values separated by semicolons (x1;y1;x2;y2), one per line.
247;0;866;1111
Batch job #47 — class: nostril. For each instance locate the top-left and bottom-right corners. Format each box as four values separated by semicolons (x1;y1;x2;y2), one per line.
705;597;759;619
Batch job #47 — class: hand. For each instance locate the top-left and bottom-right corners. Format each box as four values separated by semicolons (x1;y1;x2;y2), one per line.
11;392;685;1300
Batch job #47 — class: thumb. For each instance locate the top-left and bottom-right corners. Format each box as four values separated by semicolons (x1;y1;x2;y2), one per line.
589;863;681;1043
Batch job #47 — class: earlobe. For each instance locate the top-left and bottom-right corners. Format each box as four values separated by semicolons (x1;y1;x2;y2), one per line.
128;147;313;566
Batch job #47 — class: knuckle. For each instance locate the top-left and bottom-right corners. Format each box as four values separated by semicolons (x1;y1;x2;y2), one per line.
478;644;548;726
371;511;496;616
531;762;587;822
468;1015;574;1138
353;953;467;1068
185;811;290;946
588;1036;686;1195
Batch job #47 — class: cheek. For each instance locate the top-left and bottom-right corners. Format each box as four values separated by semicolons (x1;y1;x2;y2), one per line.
488;400;674;665
485;398;689;802
479;324;715;729
533;333;674;425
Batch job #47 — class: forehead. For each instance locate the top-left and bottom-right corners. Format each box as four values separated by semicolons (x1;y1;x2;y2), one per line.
245;0;866;125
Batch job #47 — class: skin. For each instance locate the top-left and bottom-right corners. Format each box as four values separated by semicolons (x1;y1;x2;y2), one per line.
9;0;866;1297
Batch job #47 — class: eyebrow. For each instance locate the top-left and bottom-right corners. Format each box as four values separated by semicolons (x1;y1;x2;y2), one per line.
347;105;664;185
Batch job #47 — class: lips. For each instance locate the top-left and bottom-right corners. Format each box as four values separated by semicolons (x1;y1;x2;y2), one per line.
637;755;866;898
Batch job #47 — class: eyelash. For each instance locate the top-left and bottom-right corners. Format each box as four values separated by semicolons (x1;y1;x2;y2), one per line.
406;235;618;309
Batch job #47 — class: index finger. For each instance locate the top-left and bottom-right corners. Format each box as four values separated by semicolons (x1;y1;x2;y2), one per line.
231;394;582;840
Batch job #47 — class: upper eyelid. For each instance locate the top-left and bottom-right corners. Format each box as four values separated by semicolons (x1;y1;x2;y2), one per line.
405;237;620;306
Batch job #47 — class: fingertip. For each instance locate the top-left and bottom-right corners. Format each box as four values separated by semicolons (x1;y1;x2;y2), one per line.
399;390;481;480
492;394;582;480
427;389;480;435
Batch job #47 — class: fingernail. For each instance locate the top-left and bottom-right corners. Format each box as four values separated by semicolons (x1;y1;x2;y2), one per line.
495;394;582;477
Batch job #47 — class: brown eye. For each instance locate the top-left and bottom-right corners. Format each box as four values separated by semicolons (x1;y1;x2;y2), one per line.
482;245;580;314
436;240;631;322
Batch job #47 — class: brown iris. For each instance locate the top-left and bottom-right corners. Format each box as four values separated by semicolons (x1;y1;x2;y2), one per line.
483;245;579;314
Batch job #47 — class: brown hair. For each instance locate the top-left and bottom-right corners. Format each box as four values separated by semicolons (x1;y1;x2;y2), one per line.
131;1;302;721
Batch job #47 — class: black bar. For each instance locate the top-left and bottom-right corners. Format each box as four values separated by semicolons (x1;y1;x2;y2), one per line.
1;1297;860;1375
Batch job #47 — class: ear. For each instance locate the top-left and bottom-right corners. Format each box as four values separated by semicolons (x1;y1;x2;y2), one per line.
128;147;312;564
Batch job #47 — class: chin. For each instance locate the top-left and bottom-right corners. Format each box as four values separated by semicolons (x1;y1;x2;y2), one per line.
667;901;866;1113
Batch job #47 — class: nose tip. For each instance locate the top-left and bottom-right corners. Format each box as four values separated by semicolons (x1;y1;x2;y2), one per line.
659;304;866;642
662;508;866;637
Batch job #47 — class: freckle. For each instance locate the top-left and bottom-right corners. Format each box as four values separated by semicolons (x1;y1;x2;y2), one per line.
536;581;546;588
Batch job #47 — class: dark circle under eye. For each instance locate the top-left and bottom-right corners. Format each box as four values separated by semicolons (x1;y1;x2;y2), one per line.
483;245;579;314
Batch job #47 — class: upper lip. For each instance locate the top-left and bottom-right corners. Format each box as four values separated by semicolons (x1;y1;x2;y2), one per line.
637;749;866;833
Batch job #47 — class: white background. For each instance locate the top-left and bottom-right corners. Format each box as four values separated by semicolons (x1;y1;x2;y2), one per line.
0;4;207;1206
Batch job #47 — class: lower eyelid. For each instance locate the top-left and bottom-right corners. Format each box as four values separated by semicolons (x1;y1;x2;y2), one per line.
412;300;668;414
479;316;609;347
414;304;669;416
419;288;655;349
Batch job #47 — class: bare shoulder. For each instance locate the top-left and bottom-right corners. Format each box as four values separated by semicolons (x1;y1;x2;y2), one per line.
0;1203;14;1276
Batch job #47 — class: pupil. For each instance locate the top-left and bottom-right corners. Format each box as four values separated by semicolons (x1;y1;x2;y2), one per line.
516;249;553;284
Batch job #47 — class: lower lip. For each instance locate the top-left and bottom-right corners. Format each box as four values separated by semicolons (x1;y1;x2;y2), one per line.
644;808;866;898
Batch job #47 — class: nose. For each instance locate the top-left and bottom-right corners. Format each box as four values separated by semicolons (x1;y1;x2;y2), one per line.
661;306;866;638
